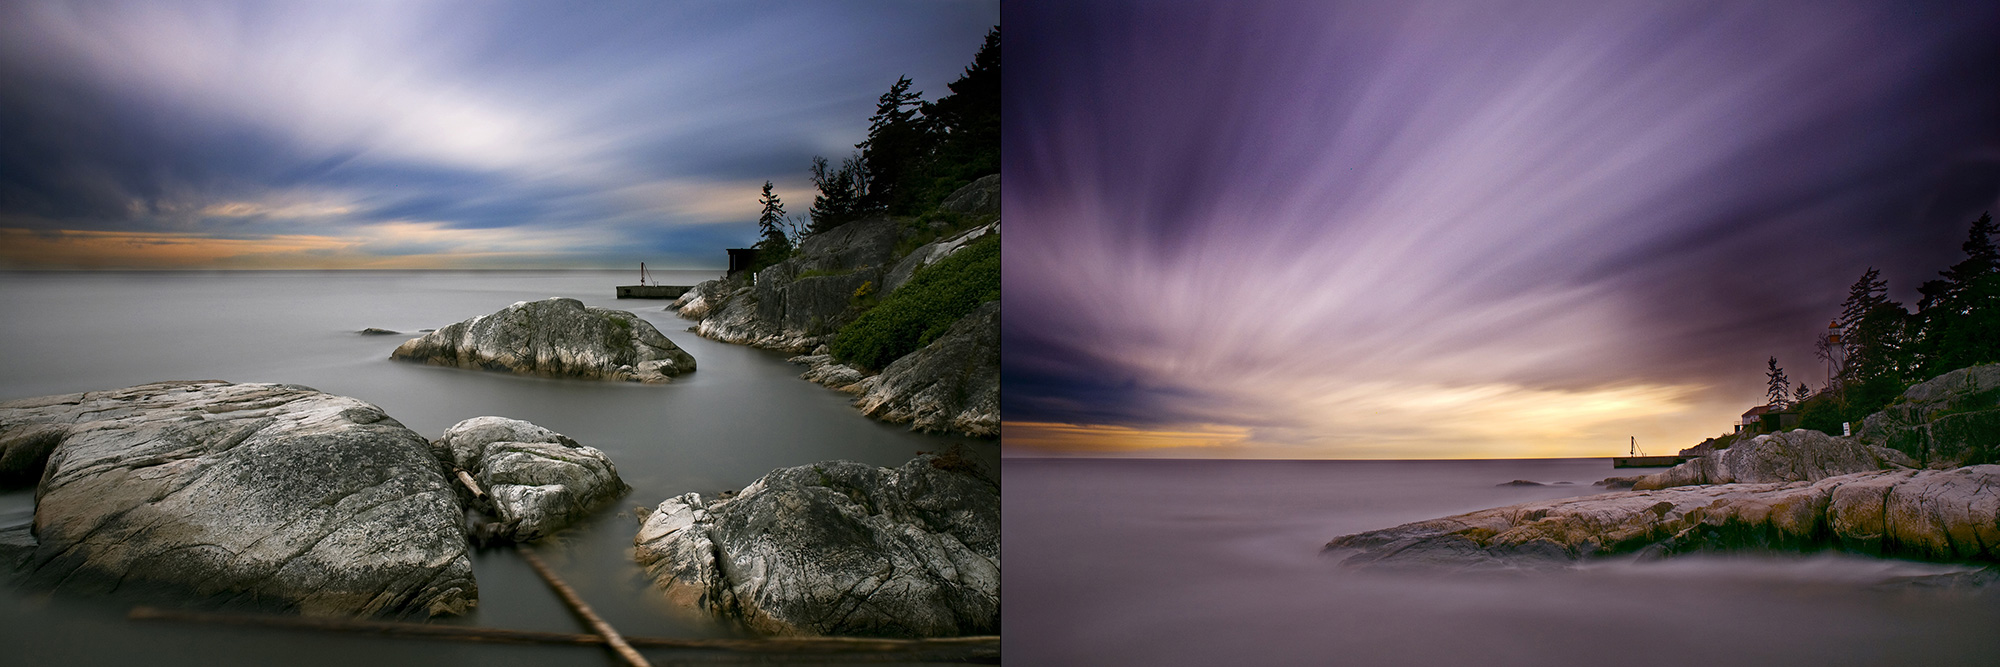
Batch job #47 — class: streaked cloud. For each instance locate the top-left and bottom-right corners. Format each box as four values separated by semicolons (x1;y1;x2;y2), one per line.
1004;0;2000;458
0;0;997;269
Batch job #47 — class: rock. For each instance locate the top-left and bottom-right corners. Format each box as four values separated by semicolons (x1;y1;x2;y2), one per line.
692;218;905;353
884;222;998;295
359;327;401;335
1497;480;1544;487
1632;429;1912;490
391;297;695;383
1594;476;1643;489
673;279;729;321
0;381;475;617
788;354;871;394
939;174;1000;216
1325;466;2000;570
1858;363;2000;467
633;455;999;638
434;417;627;542
854;301;1000;438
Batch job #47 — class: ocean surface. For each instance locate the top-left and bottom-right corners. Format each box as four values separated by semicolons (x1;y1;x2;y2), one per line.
1003;457;2000;666
0;270;994;665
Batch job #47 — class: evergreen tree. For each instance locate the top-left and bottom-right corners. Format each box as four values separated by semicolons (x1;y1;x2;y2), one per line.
910;27;1001;210
857;76;927;215
1794;382;1810;405
1766;357;1791;408
1916;212;2000;376
754;181;791;259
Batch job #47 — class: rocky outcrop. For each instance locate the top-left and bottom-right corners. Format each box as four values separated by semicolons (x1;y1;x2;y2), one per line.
434;417;626;542
852;301;1001;437
789;350;872;395
671;279;730;320
633;455;1000;638
1631;429;1912;490
0;381;475;617
691;218;905;353
1858;363;2000;467
392;297;695;383
884;222;998;294
939;174;1000;216
1327;466;2000;571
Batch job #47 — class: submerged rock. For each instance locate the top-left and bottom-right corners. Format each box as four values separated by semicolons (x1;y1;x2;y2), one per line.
392;297;695;383
358;328;401;335
633;455;999;638
1858;363;2000;467
0;381;475;617
853;301;1001;438
1326;466;2000;571
434;416;626;542
1632;429;1912;490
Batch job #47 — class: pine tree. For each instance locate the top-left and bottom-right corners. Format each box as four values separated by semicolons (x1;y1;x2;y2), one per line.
912;27;1001;209
1794;382;1810;405
754;181;791;259
857;76;927;214
1766;357;1791;408
1918;212;2000;376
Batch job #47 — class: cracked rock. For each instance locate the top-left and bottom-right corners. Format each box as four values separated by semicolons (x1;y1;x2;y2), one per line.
393;297;695;383
435;416;626;542
633;455;999;637
0;381;475;617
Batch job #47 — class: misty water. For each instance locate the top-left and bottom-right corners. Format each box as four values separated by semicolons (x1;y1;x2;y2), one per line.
1006;458;2000;666
0;270;993;665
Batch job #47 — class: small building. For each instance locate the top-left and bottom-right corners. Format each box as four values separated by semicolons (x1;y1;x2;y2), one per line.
726;248;761;278
1737;404;1799;433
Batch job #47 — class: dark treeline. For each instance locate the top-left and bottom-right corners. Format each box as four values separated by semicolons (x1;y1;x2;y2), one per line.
751;26;1000;269
1776;212;2000;435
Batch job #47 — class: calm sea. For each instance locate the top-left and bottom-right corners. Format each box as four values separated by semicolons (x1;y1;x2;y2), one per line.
1003;457;2000;666
0;270;992;665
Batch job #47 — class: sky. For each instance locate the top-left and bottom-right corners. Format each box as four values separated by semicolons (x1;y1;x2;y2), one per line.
0;0;996;270
1002;0;2000;459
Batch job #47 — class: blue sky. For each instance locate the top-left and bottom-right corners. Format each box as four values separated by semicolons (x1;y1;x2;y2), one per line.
0;0;997;269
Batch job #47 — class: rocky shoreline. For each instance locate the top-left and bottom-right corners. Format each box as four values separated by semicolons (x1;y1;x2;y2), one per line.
672;175;1001;438
1327;363;2000;578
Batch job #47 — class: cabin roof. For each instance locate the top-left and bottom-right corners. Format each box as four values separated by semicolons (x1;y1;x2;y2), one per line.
1741;404;1772;417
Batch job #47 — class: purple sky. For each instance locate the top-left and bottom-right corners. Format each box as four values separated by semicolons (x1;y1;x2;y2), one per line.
1002;0;2000;458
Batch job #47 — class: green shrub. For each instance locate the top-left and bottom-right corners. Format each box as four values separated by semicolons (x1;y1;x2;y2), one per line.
831;233;998;371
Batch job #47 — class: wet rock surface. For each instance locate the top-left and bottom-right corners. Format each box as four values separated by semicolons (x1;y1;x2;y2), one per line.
1327;466;2000;571
392;297;695;383
0;381;475;617
633;455;1000;638
435;416;626;542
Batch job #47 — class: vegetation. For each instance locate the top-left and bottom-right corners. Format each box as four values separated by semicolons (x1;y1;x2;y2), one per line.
751;181;794;273
830;233;999;371
804;27;1001;234
1786;212;2000;436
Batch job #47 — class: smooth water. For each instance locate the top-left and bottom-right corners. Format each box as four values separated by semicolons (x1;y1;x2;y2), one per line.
0;270;993;665
1003;458;2000;666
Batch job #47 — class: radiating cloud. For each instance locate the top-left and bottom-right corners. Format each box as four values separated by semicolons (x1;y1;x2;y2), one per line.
1004;0;2000;458
0;0;997;269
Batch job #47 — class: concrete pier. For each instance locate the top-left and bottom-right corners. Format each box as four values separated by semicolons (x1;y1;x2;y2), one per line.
616;285;690;299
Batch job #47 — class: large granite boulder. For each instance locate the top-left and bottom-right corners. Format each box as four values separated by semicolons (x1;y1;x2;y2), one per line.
1632;429;1912;490
434;417;626;542
0;381;474;617
1858;363;2000;467
392;297;695;383
633;455;999;638
851;301;1001;438
1326;466;2000;570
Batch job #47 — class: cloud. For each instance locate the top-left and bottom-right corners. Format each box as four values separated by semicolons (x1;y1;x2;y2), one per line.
1002;0;2000;457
